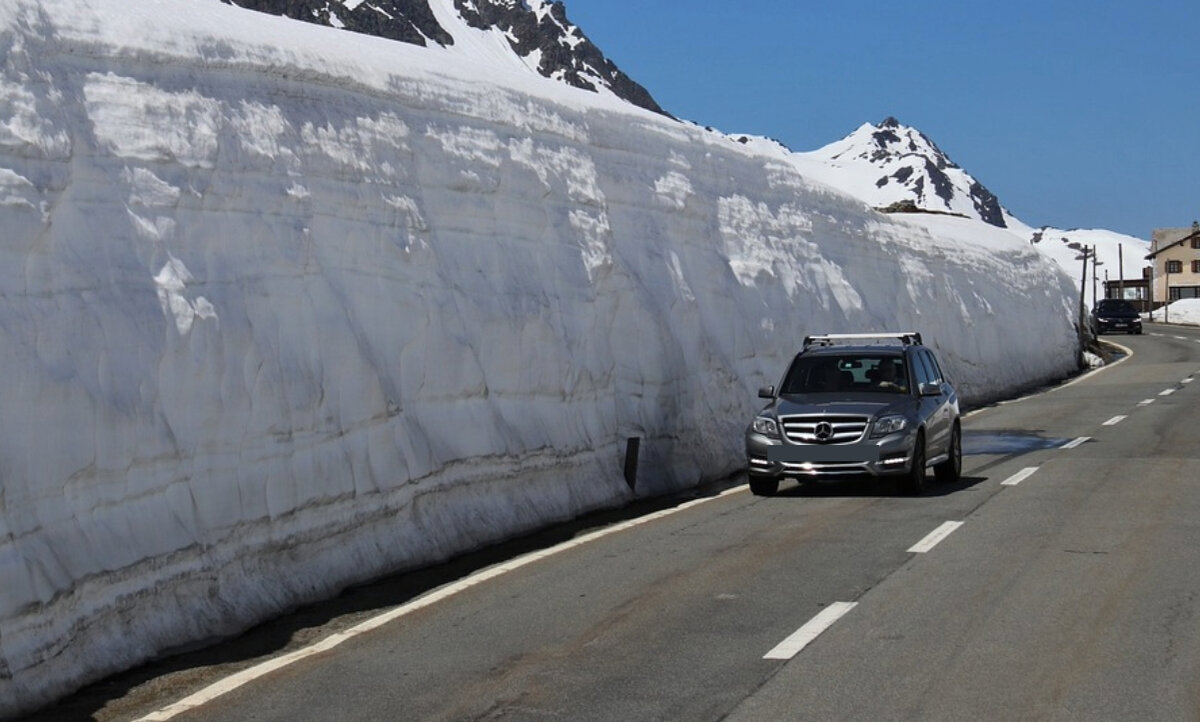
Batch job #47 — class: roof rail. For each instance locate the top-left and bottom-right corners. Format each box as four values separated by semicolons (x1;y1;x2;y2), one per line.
802;332;923;349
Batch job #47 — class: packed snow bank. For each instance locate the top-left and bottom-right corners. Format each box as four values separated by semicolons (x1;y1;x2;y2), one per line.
1149;299;1200;325
0;0;1080;715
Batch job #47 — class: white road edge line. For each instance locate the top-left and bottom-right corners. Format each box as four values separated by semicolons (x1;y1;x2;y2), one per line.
137;486;747;721
764;601;858;660
1060;436;1091;449
1102;415;1127;426
1001;467;1039;486
907;521;964;553
997;339;1133;402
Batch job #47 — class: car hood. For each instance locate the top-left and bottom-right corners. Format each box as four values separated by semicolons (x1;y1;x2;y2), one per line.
1095;308;1140;318
770;394;912;418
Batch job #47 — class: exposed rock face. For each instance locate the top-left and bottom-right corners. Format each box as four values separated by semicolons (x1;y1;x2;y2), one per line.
454;0;667;115
848;116;1007;227
224;0;453;45
221;0;667;115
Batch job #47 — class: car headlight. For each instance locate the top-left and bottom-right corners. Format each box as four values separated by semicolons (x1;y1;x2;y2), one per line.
752;416;780;438
872;414;907;437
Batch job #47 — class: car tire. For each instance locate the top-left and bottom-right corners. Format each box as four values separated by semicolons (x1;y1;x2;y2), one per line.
749;476;780;496
934;423;962;484
900;432;927;496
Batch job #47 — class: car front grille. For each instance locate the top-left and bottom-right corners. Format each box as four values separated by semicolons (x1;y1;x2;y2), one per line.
780;415;870;444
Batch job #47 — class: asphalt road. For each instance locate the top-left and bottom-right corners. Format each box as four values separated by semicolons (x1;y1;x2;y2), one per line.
29;324;1200;722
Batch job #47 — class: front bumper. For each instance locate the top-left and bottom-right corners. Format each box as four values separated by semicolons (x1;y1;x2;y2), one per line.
745;429;917;479
1095;318;1142;333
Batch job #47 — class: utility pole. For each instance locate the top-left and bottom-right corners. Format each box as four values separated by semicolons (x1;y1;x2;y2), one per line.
1092;245;1099;308
1079;246;1090;335
1118;242;1124;301
1165;259;1171;325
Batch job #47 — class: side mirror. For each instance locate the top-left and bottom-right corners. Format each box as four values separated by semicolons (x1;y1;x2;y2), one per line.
919;382;941;397
758;385;776;399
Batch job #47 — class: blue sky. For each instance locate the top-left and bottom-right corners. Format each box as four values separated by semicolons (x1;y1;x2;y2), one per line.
561;0;1199;239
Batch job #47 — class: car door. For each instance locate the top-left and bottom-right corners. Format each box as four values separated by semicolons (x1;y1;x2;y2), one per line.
914;349;952;458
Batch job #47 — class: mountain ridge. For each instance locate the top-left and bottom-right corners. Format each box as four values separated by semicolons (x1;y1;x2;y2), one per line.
798;116;1007;228
221;0;667;115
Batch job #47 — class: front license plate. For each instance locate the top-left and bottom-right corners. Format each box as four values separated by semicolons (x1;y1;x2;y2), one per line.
768;445;879;463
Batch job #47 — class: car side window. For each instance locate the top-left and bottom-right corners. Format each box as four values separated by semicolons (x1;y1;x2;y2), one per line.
912;350;935;387
921;349;944;384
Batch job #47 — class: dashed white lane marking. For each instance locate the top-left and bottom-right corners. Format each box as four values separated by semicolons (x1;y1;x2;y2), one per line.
1184;377;1195;384
1138;399;1156;406
138;487;747;721
1060;436;1091;449
764;602;858;660
1102;415;1127;426
1001;467;1040;486
907;521;964;553
1160;388;1177;396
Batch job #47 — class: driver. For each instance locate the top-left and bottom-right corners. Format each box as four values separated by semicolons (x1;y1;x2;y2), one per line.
874;359;906;391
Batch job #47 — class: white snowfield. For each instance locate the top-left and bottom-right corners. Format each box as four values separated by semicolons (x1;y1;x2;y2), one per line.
1150;298;1200;325
0;0;1080;716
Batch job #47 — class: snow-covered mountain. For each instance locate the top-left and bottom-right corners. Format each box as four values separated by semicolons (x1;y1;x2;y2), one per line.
0;1;1085;717
1021;225;1150;305
222;0;667;114
784;117;1150;301
793;116;1006;227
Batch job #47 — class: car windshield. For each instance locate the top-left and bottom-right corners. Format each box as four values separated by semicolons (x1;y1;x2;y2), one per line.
1097;300;1136;313
781;355;909;395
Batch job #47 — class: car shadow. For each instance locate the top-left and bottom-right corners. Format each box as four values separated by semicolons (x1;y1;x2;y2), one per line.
768;473;988;498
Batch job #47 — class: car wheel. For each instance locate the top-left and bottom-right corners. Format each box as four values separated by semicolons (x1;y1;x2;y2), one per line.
899;432;927;496
935;423;962;484
749;476;779;496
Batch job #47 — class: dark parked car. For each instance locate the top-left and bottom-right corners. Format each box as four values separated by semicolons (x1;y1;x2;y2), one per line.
745;332;961;496
1092;299;1142;335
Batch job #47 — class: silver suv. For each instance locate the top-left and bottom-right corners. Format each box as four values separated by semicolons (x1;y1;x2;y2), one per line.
745;333;961;496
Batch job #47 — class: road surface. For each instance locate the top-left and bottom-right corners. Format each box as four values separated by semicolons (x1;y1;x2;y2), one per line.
28;325;1200;721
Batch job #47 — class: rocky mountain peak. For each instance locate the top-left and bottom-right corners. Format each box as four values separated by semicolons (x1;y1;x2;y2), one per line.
812;117;1007;228
220;0;666;115
455;0;666;115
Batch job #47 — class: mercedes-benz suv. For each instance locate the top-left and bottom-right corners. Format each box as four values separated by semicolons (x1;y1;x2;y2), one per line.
745;332;961;496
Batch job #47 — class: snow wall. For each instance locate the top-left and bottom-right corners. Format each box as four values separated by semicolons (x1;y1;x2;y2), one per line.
0;2;1081;715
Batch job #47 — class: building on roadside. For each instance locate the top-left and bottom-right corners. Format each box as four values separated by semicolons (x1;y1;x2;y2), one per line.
1146;222;1200;308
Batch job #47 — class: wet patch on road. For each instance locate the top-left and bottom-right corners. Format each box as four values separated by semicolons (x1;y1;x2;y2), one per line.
964;430;1071;456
